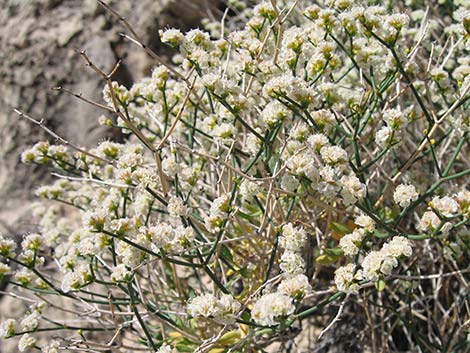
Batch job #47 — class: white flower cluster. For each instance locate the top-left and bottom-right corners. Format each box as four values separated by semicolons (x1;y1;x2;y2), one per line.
394;184;419;208
0;319;16;339
362;236;412;282
167;196;190;217
110;264;133;282
417;192;469;235
334;263;363;294
335;236;412;293
278;274;312;299
279;223;307;276
187;293;241;324
41;340;60;353
204;194;231;233
18;333;36;352
429;196;459;218
339;228;366;256
251;222;312;326
339;214;375;256
0;233;16;257
251;292;295;326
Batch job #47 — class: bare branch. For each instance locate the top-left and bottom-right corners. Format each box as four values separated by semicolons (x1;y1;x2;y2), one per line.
13;108;113;165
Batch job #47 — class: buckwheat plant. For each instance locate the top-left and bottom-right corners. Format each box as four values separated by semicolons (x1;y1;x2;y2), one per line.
3;0;470;352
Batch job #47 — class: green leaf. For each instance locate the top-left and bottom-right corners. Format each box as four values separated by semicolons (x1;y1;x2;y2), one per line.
173;337;197;352
220;244;233;263
375;279;386;292
218;330;242;346
239;266;249;278
240;311;251;322
329;222;351;236
238;210;262;220
315;254;338;265
324;247;344;257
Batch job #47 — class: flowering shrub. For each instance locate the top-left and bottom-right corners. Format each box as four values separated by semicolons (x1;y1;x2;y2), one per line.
2;0;470;351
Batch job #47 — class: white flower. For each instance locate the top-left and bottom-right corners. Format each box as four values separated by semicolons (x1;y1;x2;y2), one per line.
116;241;147;267
455;190;470;215
171;226;194;252
251;292;295;326
204;194;231;232
361;250;397;282
339;228;366;256
82;208;108;231
393;184;419;208
167;196;189;217
280;252;305;276
279;223;307;252
239;180;261;202
213;122;237;141
334;263;363;293
133;193;152;216
95;141;121;159
280;172;300;192
41;340;60;353
375;126;395;147
103;81;130;107
320;146;348;166
246;132;263;154
383;108;407;129
15;268;34;286
162;157;181;177
211;194;231;215
307;133;329;152
187;293;240;324
143;223;174;251
110;264;132;282
311;109;335;130
21;233;43;251
21;141;51;164
386;13;409;30
264;75;313;106
418;211;441;233
261;101;290;126
187;294;220;318
289;123;310;142
430;196;459;217
361;236;412;282
110;217;134;236
77;237;98;256
18;333;36;352
340;175;366;205
355;214;375;233
0;262;11;277
382;236;412;258
441;222;453;235
159;28;185;47
282;26;306;52
287;151;319;182
216;294;242;324
0;233;17;257
185;29;211;47
61;271;85;293
20;311;40;331
278;274;312;298
0;319;16;338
